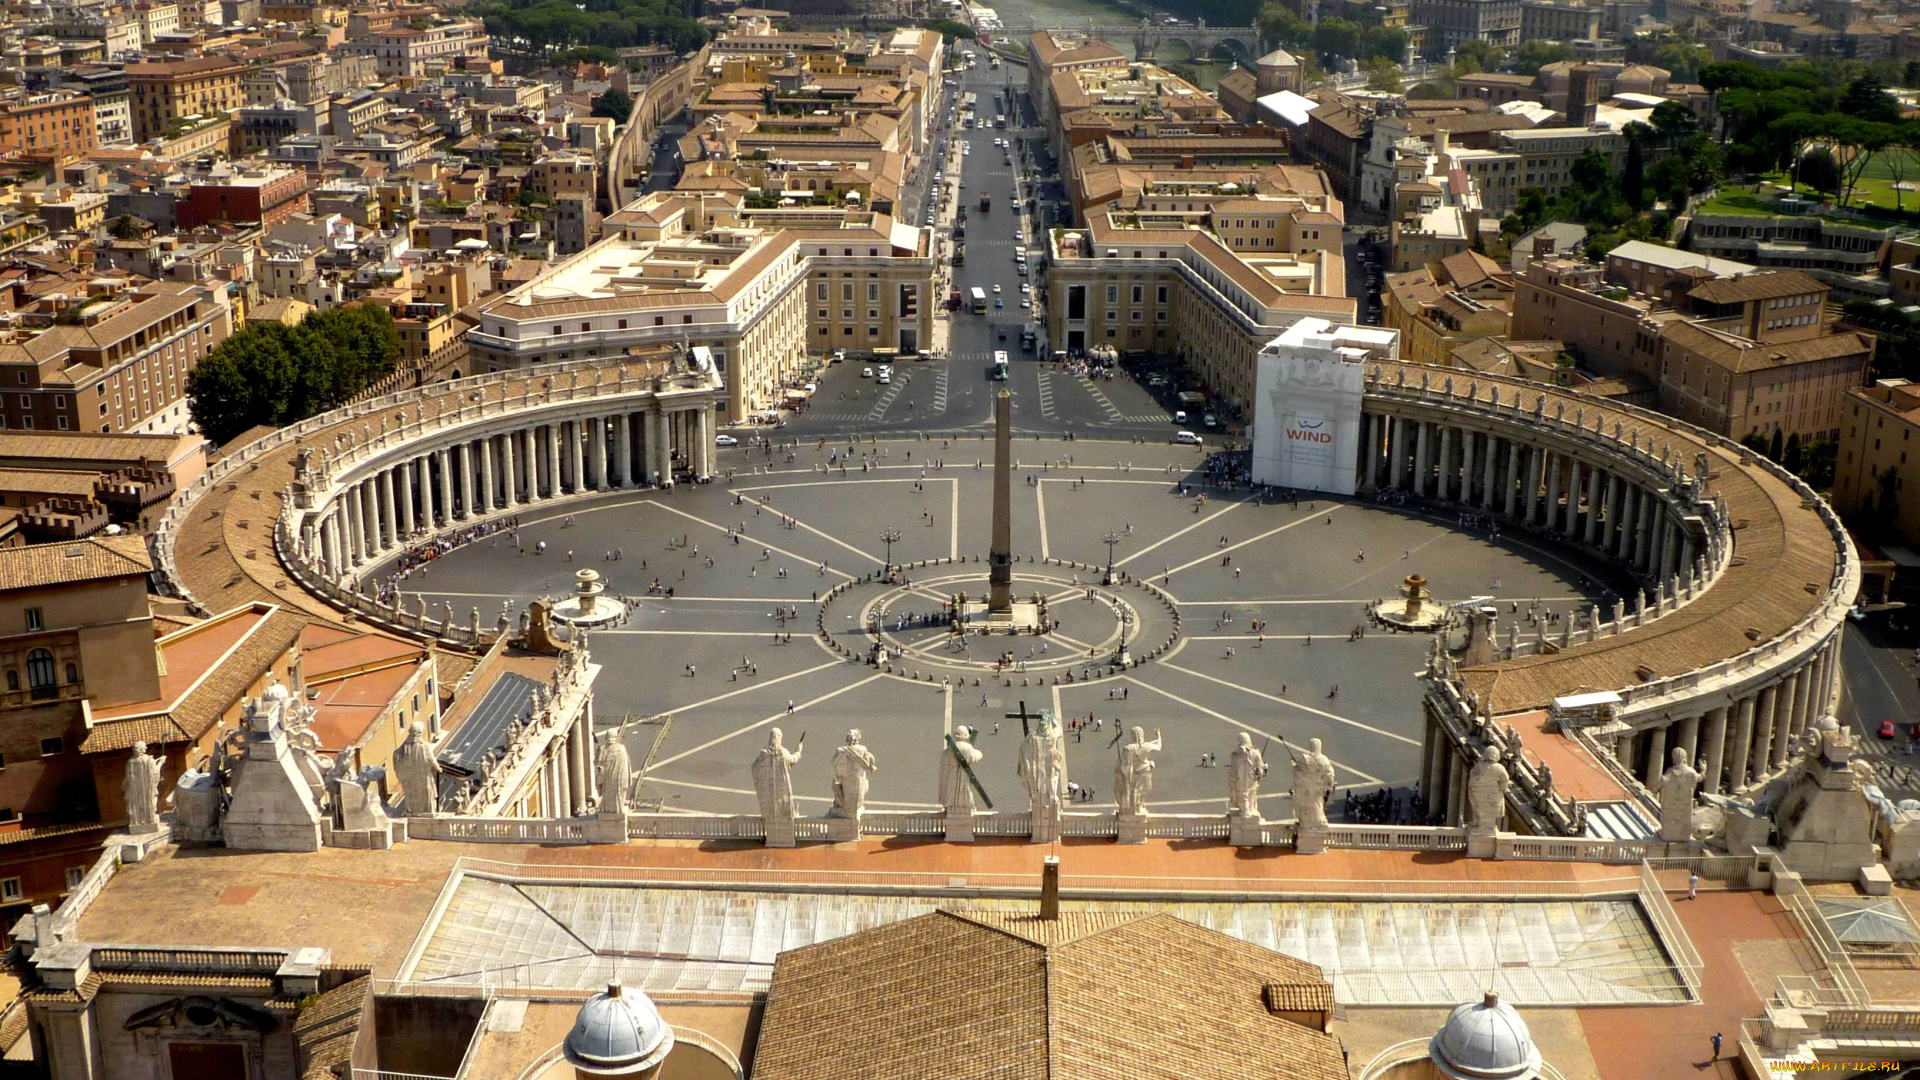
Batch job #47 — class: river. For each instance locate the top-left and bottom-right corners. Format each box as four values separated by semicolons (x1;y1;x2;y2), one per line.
982;0;1239;89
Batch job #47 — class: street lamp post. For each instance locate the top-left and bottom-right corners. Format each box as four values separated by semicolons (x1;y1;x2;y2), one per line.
1102;529;1121;586
881;527;902;581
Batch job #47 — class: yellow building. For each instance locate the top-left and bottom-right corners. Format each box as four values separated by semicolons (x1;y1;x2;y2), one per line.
1380;250;1514;367
127;56;245;143
1833;378;1920;552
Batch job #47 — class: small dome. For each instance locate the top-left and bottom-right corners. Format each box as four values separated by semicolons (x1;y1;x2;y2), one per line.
564;981;674;1077
1430;991;1541;1080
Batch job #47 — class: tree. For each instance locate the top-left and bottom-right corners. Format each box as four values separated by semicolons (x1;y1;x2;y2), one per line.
1622;125;1648;210
1364;56;1402;93
591;88;632;124
1451;39;1497;76
1361;25;1407;65
1310;17;1362;63
1648;100;1697;148
1569;148;1612;194
1257;4;1310;49
1907;60;1920;89
925;18;975;40
1653;40;1710;83
108;214;144;240
1796;144;1842;197
1768;428;1785;463
1784;432;1804;473
186;303;401;446
1840;72;1902;124
1512;39;1570;76
1407;81;1449;100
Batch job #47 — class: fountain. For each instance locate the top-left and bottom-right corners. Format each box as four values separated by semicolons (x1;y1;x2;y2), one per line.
551;567;623;628
1369;572;1449;632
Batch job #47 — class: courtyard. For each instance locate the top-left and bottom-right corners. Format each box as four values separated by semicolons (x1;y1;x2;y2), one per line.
388;438;1619;820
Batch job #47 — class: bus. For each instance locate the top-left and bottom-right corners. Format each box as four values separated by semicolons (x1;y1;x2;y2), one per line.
992;351;1009;380
970;287;987;314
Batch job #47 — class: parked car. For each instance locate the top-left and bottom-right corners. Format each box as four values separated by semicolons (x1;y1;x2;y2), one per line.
861;366;874;378
1879;719;1898;739
715;434;739;447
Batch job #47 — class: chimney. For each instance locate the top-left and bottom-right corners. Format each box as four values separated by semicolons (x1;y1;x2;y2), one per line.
1040;856;1060;920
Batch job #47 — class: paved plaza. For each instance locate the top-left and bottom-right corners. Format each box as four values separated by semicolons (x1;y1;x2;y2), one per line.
392;439;1620;818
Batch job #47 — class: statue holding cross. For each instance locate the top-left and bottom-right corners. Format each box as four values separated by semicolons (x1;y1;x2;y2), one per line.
1013;701;1068;825
939;726;990;816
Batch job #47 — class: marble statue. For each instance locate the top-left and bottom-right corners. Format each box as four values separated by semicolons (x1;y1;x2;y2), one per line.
336;766;387;831
1114;726;1162;817
392;721;442;815
442;601;456;629
1227;733;1264;818
1465;746;1511;833
752;727;802;822
124;740;163;832
1290;737;1335;831
596;730;632;817
1657;745;1701;843
1017;715;1067;818
829;729;877;820
938;726;984;815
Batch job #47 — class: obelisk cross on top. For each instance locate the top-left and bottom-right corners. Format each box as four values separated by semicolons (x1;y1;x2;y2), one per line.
988;386;1014;615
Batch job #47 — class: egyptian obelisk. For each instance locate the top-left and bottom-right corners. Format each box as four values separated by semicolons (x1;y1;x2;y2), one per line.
988;386;1013;616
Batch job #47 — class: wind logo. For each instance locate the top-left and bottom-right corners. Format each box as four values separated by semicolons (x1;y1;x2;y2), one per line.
1287;418;1333;444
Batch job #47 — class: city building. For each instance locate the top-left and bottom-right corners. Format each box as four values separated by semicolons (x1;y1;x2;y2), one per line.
1382;249;1514;366
0;91;96;161
1832;378;1920;552
471;193;932;422
126;56;244;144
345;17;490;79
1412;0;1521;57
175;166;310;230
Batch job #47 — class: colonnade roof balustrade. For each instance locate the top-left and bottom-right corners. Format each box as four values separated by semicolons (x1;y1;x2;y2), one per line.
153;355;715;634
1364;361;1855;718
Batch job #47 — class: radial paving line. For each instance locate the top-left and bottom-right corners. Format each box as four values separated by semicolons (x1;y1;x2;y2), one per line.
1035;477;1051;558
1164;507;1339;577
646;659;843;718
1116;500;1243;566
648;673;887;770
950;478;960;559
596;630;789;637
1117;676;1384;784
1155;659;1422;746
642;500;855;581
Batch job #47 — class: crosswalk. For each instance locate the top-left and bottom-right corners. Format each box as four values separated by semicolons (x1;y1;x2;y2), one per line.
806;411;867;423
1035;369;1058;418
1072;373;1124;422
931;369;949;414
865;382;905;422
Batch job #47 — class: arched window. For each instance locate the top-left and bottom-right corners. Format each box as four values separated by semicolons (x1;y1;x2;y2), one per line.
26;649;55;699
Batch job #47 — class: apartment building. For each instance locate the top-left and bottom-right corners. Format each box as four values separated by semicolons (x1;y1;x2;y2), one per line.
1412;0;1521;56
176;166;310;229
1027;30;1128;128
0;279;234;435
126;55;244;143
0;90;96;160
470;193;932;422
1046;192;1353;413
1512;256;1871;441
1382;249;1514;366
1520;0;1602;41
346;18;489;79
1686;211;1895;279
1832;379;1920;549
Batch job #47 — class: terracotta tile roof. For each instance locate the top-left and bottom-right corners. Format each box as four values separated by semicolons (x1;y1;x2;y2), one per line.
1263;981;1334;1014
79;606;306;753
1686;270;1823;306
1660;322;1873;375
0;534;149;592
751;908;1347;1080
294;973;372;1079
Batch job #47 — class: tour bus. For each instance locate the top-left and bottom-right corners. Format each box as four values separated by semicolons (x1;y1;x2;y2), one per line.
970;286;987;314
992;350;1009;380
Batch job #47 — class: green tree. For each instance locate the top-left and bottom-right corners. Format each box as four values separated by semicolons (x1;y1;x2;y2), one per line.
1407;81;1449;99
1512;39;1570;76
1653;40;1710;82
1907;60;1920;89
1310;17;1363;62
1451;39;1497;75
108;214;144;240
1257;4;1310;49
1622;124;1648;210
1797;144;1842;196
1784;432;1804;473
1364;56;1402;93
1840;72;1902;123
925;18;975;39
185;303;400;446
592;88;633;124
1648;100;1697;147
553;45;619;65
1361;25;1407;64
1768;428;1785;462
1569;148;1612;194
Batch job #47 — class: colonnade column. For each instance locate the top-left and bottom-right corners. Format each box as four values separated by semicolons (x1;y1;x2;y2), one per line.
1481;435;1498;510
397;460;416;539
1413;422;1431;497
1676;714;1700;772
1446;750;1466;825
1769;673;1798;770
1727;697;1756;793
1750;684;1779;783
1601;473;1620;555
1643;724;1667;788
1700;706;1729;795
1390;417;1408;489
1630;494;1651;570
613;415;632;488
590;416;608;489
1436;425;1453;501
1363;414;1383;491
374;470;394;552
1583;466;1603;545
1503;442;1520;518
479;436;496;512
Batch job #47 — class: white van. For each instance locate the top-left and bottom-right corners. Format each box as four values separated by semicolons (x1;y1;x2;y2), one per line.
1173;410;1187;425
1174;431;1202;445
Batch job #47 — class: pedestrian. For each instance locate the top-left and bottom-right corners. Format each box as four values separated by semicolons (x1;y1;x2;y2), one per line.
1688;872;1699;900
982;693;989;706
787;699;795;714
1711;1033;1722;1061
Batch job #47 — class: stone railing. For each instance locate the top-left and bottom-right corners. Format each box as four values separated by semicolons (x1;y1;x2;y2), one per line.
1427;678;1593;833
151;355;702;618
626;815;768;841
1325;824;1468;850
10;840;120;950
1497;835;1653;863
94;945;290;975
1363;365;1857;719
